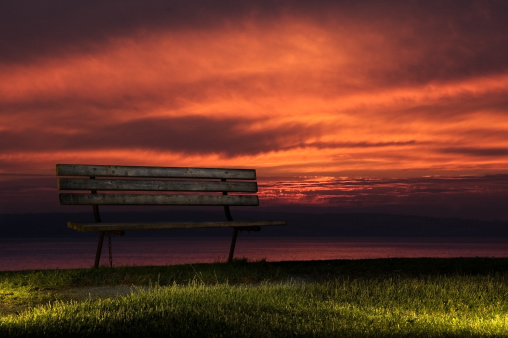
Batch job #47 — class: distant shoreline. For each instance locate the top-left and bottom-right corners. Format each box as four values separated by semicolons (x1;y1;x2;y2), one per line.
2;211;508;238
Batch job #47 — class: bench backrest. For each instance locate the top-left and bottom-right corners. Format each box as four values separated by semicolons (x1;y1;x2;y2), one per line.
56;164;259;207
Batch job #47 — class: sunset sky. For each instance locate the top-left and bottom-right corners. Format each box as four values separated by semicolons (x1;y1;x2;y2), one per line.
1;1;508;220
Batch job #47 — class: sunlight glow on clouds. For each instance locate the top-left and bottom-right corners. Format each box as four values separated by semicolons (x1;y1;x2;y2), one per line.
1;0;508;215
2;29;508;176
258;175;508;220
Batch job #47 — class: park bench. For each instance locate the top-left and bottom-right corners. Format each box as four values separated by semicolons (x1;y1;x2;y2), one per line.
56;164;286;268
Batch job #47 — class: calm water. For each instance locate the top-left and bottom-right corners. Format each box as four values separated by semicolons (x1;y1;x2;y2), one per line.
0;237;506;271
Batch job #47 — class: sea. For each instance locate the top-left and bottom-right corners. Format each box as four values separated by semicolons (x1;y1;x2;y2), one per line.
1;237;507;271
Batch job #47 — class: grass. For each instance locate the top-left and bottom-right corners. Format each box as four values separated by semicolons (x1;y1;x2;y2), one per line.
1;257;507;337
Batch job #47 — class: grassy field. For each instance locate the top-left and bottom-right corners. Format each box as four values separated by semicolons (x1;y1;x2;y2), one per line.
1;257;507;337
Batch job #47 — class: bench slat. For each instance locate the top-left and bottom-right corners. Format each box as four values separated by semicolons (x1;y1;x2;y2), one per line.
58;178;258;192
68;220;286;231
59;193;259;206
57;164;256;180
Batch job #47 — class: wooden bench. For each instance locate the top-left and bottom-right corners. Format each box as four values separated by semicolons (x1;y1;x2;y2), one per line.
56;164;286;268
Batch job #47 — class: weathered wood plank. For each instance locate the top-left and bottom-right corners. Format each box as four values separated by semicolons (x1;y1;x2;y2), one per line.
68;220;287;232
56;164;286;267
59;193;259;206
58;178;258;192
56;164;256;180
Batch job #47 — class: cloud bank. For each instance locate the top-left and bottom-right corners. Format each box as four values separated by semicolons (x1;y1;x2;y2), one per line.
1;1;508;216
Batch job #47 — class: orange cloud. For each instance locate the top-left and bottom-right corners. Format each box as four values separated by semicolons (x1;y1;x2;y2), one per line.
1;1;508;180
2;1;508;218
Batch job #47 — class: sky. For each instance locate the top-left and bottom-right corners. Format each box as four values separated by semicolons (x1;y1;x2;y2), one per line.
1;0;508;220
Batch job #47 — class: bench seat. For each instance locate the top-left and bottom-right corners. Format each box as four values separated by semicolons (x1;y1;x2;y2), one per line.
68;220;287;232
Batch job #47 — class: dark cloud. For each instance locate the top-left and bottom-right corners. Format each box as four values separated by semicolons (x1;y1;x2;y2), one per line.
440;147;508;157
300;140;417;150
0;116;322;157
2;0;508;84
397;3;508;82
0;114;426;157
0;0;284;64
399;92;508;121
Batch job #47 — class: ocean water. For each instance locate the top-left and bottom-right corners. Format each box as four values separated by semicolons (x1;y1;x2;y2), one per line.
0;237;506;271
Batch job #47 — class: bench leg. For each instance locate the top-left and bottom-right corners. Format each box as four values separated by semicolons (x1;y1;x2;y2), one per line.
94;231;105;268
228;228;239;263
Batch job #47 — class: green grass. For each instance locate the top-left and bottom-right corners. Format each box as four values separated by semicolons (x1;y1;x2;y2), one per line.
1;258;508;337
